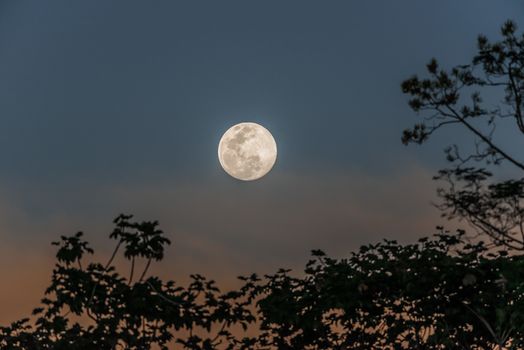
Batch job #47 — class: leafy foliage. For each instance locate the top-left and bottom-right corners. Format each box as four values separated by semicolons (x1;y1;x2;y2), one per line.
0;215;257;349
1;218;523;349
255;230;524;349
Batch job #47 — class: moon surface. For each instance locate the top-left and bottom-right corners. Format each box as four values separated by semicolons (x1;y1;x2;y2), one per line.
218;122;277;181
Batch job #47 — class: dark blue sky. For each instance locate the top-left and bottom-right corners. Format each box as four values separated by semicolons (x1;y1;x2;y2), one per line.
0;0;523;321
1;1;521;185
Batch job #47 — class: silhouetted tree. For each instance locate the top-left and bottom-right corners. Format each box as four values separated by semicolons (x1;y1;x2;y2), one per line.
256;229;524;349
0;215;258;350
402;20;524;251
2;218;524;349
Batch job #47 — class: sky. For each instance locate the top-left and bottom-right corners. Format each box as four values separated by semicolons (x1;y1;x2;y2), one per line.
0;1;523;322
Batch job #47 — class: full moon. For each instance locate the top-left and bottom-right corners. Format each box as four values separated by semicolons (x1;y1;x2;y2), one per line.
218;122;277;181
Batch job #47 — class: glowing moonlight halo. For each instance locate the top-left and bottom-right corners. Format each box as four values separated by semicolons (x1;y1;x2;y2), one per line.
218;122;277;181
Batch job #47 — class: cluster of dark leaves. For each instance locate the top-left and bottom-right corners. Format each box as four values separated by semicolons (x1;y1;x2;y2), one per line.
1;217;523;349
256;229;524;349
0;215;258;350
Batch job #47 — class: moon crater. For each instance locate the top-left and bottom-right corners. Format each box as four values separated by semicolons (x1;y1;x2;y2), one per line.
218;122;277;181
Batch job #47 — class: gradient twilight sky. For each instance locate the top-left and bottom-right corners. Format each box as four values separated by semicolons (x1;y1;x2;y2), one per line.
0;1;523;322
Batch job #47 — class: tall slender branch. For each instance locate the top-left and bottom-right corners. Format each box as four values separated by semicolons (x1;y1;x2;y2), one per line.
139;258;152;282
440;104;524;171
128;257;135;285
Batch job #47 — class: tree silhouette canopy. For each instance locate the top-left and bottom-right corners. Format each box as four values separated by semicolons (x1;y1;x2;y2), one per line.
2;20;524;350
1;218;524;349
402;20;524;251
